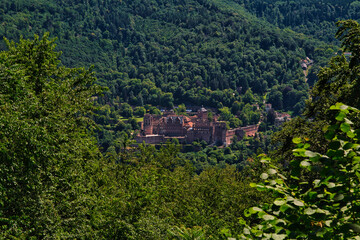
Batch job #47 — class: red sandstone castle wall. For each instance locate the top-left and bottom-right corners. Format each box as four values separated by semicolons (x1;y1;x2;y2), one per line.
138;112;259;145
135;135;165;144
241;125;259;137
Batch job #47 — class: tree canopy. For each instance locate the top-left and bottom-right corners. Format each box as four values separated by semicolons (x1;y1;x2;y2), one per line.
0;33;271;240
0;33;104;238
241;19;360;239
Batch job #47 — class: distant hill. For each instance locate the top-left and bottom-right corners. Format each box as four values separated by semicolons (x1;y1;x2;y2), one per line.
1;0;355;111
234;0;360;44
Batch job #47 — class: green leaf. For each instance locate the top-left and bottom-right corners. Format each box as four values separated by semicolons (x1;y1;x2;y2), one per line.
308;192;317;199
345;118;354;124
354;157;360;164
304;208;316;215
293;148;306;156
250;207;263;213
330;103;341;110
316;229;326;237
340;122;351;133
327;182;336;188
260;158;270;163
279;204;290;213
327;149;344;158
325;220;333;227
291;176;300;180
261;173;269;180
305;150;318;158
250;183;257;188
316;208;330;215
336;111;346;121
314;179;321;187
293;199;304;207
343;142;354;150
329;141;341;150
243;227;251;235
271;233;287;240
262;214;275;221
334;194;344;201
244;209;252;217
305;150;319;158
330;103;348;111
292;137;302;144
325;130;335;140
347;130;356;138
348;151;356;158
268;168;277;175
274;199;286;206
300;160;311;168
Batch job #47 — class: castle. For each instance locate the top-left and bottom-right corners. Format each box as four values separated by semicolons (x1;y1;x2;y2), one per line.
135;107;259;146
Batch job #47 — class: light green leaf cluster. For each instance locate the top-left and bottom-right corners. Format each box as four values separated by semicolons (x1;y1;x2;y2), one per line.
240;104;360;239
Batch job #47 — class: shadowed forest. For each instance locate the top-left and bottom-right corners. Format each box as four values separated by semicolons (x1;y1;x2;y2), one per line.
1;0;360;239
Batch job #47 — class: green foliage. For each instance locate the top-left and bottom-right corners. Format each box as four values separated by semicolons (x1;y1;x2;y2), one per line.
134;106;146;117
0;0;320;112
168;226;206;240
233;0;360;45
120;102;134;118
306;20;360;119
0;33;104;238
230;117;242;128
5;3;360;239
96;142;272;239
174;103;187;115
180;132;273;174
0;34;272;239
219;107;234;121
240;104;360;239
273;19;360;164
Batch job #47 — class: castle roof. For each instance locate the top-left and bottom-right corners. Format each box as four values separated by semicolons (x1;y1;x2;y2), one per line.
167;116;184;124
199;106;207;112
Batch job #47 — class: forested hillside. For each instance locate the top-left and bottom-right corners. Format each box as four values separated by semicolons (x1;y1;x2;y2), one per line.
2;0;358;180
236;0;360;43
0;35;270;238
2;0;360;238
0;0;338;112
2;21;360;238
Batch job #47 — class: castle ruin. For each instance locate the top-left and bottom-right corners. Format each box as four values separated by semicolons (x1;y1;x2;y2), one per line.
135;107;259;146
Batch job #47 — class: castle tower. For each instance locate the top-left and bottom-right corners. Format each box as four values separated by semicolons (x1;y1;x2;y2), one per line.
213;122;227;145
197;106;208;121
143;114;153;135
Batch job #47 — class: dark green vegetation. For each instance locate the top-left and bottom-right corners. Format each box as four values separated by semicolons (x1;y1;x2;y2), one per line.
236;0;360;44
0;33;270;239
271;20;360;164
2;0;357;159
239;20;360;239
0;35;104;237
0;0;333;111
2;0;360;238
242;104;360;239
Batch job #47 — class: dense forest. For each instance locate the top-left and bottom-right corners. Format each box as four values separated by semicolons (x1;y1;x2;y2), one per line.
3;0;354;157
235;0;360;43
1;0;360;238
0;0;334;109
2;1;358;111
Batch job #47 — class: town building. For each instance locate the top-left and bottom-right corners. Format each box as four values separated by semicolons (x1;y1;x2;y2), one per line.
136;107;259;146
274;112;291;127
